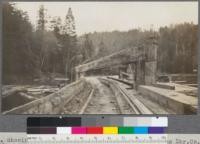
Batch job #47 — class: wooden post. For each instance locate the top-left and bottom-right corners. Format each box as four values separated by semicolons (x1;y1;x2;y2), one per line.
144;34;158;85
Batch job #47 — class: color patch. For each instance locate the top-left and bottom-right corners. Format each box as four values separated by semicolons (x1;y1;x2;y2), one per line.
134;127;148;134
87;127;103;134
40;127;57;134
118;127;134;134
72;127;86;134
27;127;40;134
103;127;118;134
148;127;165;134
123;117;138;126
57;127;71;134
151;117;168;127
137;117;151;126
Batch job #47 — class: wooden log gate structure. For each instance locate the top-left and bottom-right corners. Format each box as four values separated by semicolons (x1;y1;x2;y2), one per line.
75;36;158;89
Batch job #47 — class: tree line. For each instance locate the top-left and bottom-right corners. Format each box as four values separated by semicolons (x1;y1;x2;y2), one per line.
158;23;198;74
3;3;81;84
80;24;198;74
2;3;198;84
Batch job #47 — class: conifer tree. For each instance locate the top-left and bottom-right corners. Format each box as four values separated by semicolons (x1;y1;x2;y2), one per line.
3;3;37;83
36;5;48;72
50;16;62;39
62;7;78;81
63;8;76;37
37;5;47;32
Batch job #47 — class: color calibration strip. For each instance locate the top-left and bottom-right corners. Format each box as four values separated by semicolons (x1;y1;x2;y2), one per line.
27;117;168;127
27;117;168;134
27;126;166;134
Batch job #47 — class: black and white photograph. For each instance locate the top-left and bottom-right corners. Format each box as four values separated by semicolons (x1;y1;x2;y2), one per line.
1;1;198;114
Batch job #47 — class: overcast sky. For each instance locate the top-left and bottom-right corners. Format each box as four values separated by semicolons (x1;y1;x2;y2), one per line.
13;2;198;36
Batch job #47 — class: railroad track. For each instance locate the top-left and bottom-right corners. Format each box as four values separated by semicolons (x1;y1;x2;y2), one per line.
79;89;95;114
62;77;153;114
98;78;135;114
62;83;95;114
80;77;121;114
99;78;153;114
